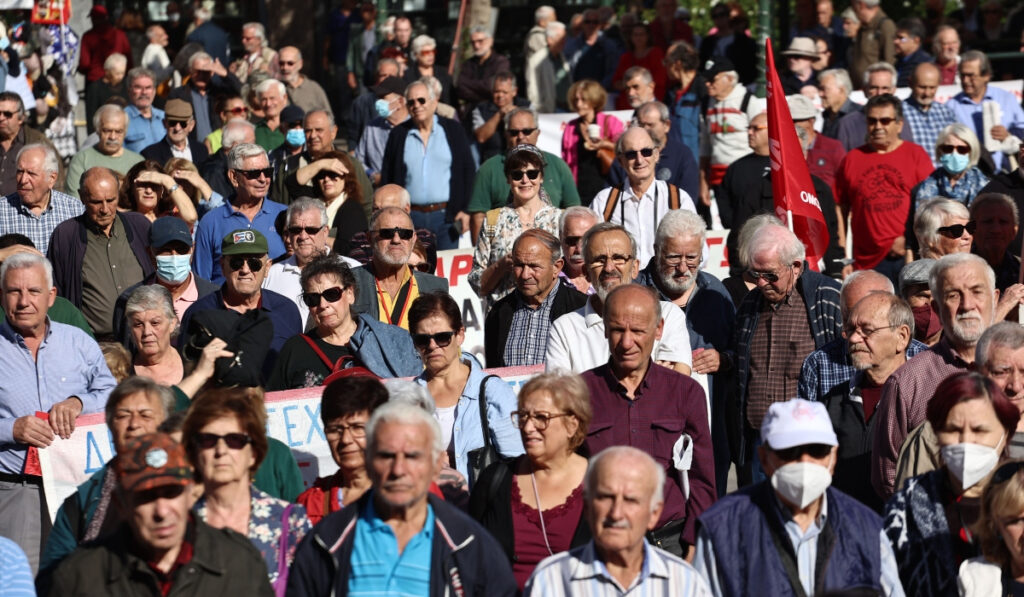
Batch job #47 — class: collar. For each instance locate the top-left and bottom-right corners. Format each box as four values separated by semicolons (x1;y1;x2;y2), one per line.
222;197;270;217
598;358;657;395
361;489;435;534
626;178;658;201
85;212;124;237
571;540;669;586
954;89;993;105
583;296;604;327
516;278;560;311
373;261;413;286
771;485;828;529
0;316;52;345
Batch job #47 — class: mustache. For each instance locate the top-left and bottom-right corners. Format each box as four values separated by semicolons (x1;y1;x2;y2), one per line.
602;518;631;529
956;312;982;322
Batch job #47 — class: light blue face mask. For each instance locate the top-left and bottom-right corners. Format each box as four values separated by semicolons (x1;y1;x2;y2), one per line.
0;38;9;51
286;128;306;148
374;98;393;118
940;151;969;175
155;254;191;284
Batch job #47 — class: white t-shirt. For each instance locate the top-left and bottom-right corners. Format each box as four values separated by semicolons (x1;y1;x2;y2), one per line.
434;404;457;455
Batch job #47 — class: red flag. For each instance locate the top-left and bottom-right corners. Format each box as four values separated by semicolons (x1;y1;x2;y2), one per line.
764;38;830;271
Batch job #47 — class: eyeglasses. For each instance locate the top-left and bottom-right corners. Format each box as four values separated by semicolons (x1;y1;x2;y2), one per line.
288;225;323;236
772;443;832;462
663;253;702;267
563;235;582;247
940;144;970;155
324;422;367;438
195;432;252;450
406;97;428;107
227;256;264;272
302;286;345;307
747;268;784;283
166;119;190;129
376;227;415;241
511;411;572;430
234;167;274;180
936;221;977;238
507;127;536;137
225;106;248;115
866;117;897;126
411;331;456;349
510;169;541;181
279;60;297;66
622;147;655;160
843;324;895;339
588;254;633;268
419;49;436;56
0;110;18;119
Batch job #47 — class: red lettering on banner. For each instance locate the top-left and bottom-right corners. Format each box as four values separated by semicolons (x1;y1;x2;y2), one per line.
706;236;729;267
448;255;473;286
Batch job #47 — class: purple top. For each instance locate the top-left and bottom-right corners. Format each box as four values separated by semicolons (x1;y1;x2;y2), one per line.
511;478;584;589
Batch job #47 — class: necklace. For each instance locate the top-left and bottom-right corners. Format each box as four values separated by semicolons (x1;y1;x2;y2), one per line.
530;466;554;556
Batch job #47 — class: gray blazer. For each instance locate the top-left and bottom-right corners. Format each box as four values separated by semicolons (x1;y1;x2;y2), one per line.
351;264;449;319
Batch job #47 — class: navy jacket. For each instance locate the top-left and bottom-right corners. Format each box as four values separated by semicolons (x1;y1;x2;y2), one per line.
608;133;699;201
141;136;210;169
350;264;449;320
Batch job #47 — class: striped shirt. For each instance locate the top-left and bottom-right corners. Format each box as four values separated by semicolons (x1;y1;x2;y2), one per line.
524;540;712;597
0;537;36;596
798;337;929;402
0;190;83;254
348;497;435;597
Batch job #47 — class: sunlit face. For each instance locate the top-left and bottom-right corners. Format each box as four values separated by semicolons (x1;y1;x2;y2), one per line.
258;87;286;118
287;209;328;264
97;113;127;156
935;263;996;346
241;26;263;54
845;297;906;372
634;109;669;147
512;237;562;302
997;507;1024;570
369;421;443;510
2;264;55;337
656;234;702;295
222;253;269;299
960;59;990;98
132;177;163;214
196;415;256;485
574;89;595;120
405;83;437;125
506;111;540;146
984;344;1024;404
625;75;655;109
82;173;120;231
864;70;896;97
416;44;436;67
304;273;354;332
394;18;412;46
507;165;543;204
130;308;176;358
618;129;660;185
165;116;194;146
15;147;56;208
412;312;464;374
517;390;577;460
936;397;1005;451
303;112;337;155
605;292;662;372
492;79;515;108
129;76;156;110
372;211;415;266
911;67;939;106
586;455;663;556
973;202;1018;257
936;30;961;63
586;230;639;301
705;72;735;101
110;392;166;453
562;215;597;274
818;75;847;108
893;30;920;57
866;104;902;151
932;214;973;256
325;411;370;471
813;39;830;70
190;57;213;91
469;32;492;57
749;248;801;304
228;153;271;200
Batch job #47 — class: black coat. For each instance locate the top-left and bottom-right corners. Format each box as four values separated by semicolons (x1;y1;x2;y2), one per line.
484;283;588;368
141;136;211;169
167;74;242;139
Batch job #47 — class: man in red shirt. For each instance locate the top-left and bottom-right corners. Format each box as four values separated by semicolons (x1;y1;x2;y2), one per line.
836;94;932;283
77;6;132;86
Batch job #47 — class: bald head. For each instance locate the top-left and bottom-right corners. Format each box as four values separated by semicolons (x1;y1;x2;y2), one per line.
605;284;661;328
911;62;940;107
373;184;411;212
840;270;895;320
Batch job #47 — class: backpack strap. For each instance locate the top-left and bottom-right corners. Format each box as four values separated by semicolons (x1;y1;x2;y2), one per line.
667;183;680;210
602;186;623;222
740;89;752;115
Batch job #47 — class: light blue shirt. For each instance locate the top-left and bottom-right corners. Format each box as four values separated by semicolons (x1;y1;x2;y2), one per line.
414;352;523;487
192;199;288;285
403;115;452;205
0;536;36;597
124;105;166;153
348;494;434;597
946;86;1024;172
191;89;212;142
355;116;406;176
0;319;115;474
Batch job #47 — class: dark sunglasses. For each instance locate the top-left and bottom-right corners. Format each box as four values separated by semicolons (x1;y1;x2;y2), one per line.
302;286;345;307
0;110;18;119
507;127;536;137
166;119;189;129
287;225;323;236
376;227;415;241
510;169;541;181
314;171;343;182
234;167;274;180
563;235;582;247
411;331;456;349
226;106;248;115
227;256;264;272
279;60;297;66
936;220;977;238
940;144;970;155
747;269;780;282
195;432;252;450
622;147;655;160
866;116;897;126
406;97;428;107
992;461;1024;485
772;443;833;462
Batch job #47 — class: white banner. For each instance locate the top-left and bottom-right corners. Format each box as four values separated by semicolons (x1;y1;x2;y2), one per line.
433;248;487;365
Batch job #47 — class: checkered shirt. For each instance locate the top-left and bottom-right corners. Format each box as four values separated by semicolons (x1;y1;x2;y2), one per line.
0;190;83;254
798;337;930;402
902;98;957;167
504;282;560;367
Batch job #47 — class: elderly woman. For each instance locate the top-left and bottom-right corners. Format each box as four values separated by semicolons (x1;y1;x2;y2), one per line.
561;79;624;204
469;372;592;589
403;34;454;105
119;160;198;225
959;461;1024;595
971;192;1021;292
288;150;367;255
183;388;311;593
913;197;974;259
912;124;989;213
469;145;561;302
126;285;183;386
884;371;1020;596
267;254;421;390
409;291;523;487
297;373;389;525
611;26;667;110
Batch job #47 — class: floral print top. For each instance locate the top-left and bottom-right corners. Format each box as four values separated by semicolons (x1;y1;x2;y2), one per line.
468;203;562;304
194;487;312;585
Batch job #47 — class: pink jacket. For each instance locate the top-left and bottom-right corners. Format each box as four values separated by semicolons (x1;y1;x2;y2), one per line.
560;112;626;181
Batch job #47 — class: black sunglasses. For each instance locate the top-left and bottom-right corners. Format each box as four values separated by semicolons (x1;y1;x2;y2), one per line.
234;167;274;180
747;269;780;282
227;256;264;272
622;147;655;160
314;171;343;182
166;119;190;129
302;286;345;307
406;97;428;106
866;117;897;126
507;127;536;137
772;443;833;462
0;110;18;119
510;169;541;181
376;227;415;241
940;144;970;155
936;221;977;238
287;225;323;236
195;432;252;450
411;331;455;349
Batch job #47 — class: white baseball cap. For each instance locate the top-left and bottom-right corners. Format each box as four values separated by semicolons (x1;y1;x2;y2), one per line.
761;398;838;450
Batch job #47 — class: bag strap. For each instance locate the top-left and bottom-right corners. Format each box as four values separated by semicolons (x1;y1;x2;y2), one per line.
477;375;498;452
752;483;808;597
740;89;752;114
299;334;352;374
486;207;501;228
602;186;622;222
667;183;680;210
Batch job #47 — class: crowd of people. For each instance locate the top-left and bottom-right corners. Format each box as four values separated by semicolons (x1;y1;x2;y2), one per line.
0;0;1022;595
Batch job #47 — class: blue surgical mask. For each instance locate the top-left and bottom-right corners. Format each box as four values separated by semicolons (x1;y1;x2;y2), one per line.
286;128;306;148
0;38;9;51
374;98;393;118
155;254;191;284
940;151;969;175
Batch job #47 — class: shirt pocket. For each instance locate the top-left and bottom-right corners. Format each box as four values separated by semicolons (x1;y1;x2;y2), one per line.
650;419;684;469
585;420;615;454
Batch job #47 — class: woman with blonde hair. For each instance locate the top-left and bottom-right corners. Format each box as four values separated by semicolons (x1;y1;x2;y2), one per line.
560;79;624;204
960;461;1024;595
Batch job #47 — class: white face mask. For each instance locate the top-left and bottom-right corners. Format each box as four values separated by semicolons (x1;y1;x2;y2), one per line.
941;437;1005;490
771;459;833;509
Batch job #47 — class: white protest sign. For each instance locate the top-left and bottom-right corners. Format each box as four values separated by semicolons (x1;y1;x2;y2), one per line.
433;248;487;365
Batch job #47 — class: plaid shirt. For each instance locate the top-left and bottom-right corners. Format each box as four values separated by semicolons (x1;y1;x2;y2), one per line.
902;98;957;168
798;337;930;402
0;190;83;254
504;283;560;367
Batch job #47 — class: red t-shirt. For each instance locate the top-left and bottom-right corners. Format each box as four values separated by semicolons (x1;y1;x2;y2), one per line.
836;141;933;269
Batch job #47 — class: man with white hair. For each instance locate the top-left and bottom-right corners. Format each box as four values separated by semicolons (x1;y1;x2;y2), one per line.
525;6;556;64
185;6;229;64
84;53;127;135
525;446;711;595
849;0;896;87
526;21;571;114
252;78;289;152
287;400;516;595
276;46;333;119
230;22;278;82
557;206;599;293
818;68;858;140
168;51;243;143
932;25;961;85
618;66;656;110
346;184;437;270
612;100;700;204
0;144;80;254
140;25;174;86
837;62;915;152
201;117;256;201
65;105;144;198
788;94;846;197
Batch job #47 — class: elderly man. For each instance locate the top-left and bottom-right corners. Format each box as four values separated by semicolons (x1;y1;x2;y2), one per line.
525;447;711;595
933;25;961;85
352;207;448;330
472;72;529;163
525;6;556;63
456;27;512;116
40;433;273;596
193;143;287;285
818;68;858;140
468;107;580;242
837;63;915;152
699;57;763;206
617;66;657;110
141;26;173;86
123;68;165;153
381;80;473;250
0;144;81;254
694;398;903;596
581;284;714;557
230;22;278;82
0;252;115;572
354;77;409;186
564;9;620;90
979;323;1024;457
141;98;210;167
168;51;243;143
484;229;587;368
202;117;256;202
558;206;599;294
65;105;144;198
180;228;301;380
903;63;957;168
48;168;153;336
526;21;571;114
346;185;437;270
849;0;896;86
288;400;516;595
0;93;62;197
348;58;401;150
836;94;933;282
592;127;697;268
546;223;693;374
726;223;842;485
277;110;372;211
277;46;332;118
780;37;820;95
252;78;289;152
947;51;1024;174
39;377;173;574
609;101;699;202
872;253;998;498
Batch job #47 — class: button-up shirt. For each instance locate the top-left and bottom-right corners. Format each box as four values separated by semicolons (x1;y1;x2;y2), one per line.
191;89;212;142
504;283;559;367
124;105;166;153
746;289;815;428
349;495;435;596
355;116;404;177
582;362;715;544
192;199;287;285
0;190;83;254
902;98;957;168
0;127;29;196
403;115;452;206
590;179;697;268
798;337;929;402
946;86;1024;172
81;216;146;336
0;319;115;474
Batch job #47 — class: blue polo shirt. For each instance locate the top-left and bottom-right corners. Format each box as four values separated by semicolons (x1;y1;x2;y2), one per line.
403;115;452;206
192;199;287;284
348;494;434;596
124;105;165;153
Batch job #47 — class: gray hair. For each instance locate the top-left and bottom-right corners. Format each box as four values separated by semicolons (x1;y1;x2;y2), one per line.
126;66;155;89
559;205;600;239
194;6;211;21
410;35;436;60
535;5;556;24
840;270;894;317
504;106;538;130
407;80;437;102
513;229;563;264
624;66;654;86
655;208;707;248
884;294;916;338
971;192;1019;224
914;197;971;257
17;143;59;178
287;197;328;228
1;251;53;290
227;143;268;170
145;25;164;42
242;22;266;44
104;376;175;431
744;224;806;268
0;92;24;117
304;110;336;128
864;62;897;87
614;126;656;156
103;53;127;72
585;446;665;510
384;379;436;412
977;322;1024;366
936;123;981;167
187;51;212;71
222;118;256;149
366;399;444;460
582;222;638;265
92;104;127;136
469;25;490;37
932;25;959;56
735;214;784;269
125;284;178;340
255;77;287;98
860;0;881;7
960;50;991;77
929;252;996;300
545;21;566;39
819;68;853;95
637;100;670;123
